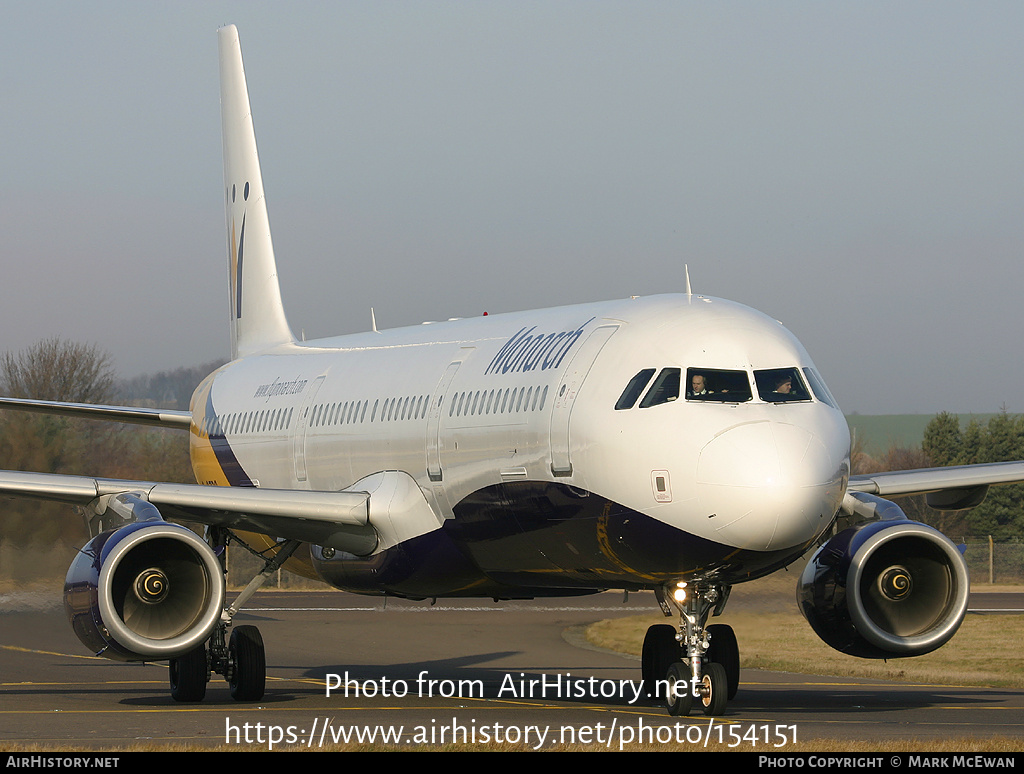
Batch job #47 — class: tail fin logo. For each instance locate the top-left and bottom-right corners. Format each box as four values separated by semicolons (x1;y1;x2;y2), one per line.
228;183;248;320
220;27;293;357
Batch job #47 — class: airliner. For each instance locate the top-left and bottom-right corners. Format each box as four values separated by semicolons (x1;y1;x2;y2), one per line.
2;25;1022;717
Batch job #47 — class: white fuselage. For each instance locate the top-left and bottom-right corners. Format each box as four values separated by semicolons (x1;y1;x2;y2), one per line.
190;293;850;597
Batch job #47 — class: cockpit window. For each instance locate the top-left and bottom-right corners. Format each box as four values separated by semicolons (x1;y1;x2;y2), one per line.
615;368;656;410
803;367;839;409
754;367;811;403
639;368;680;408
685;368;753;402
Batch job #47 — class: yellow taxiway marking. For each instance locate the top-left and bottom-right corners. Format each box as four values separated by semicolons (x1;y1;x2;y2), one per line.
2;644;105;660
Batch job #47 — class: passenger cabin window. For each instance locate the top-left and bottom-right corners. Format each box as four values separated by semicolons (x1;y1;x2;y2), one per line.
685;368;753;402
615;368;656;410
639;368;680;408
754;367;811;403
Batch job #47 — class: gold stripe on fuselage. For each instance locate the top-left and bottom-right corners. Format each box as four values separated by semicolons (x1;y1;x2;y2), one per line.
188;372;319;580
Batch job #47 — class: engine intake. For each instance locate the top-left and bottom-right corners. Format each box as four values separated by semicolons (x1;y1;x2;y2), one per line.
64;521;225;661
798;519;969;658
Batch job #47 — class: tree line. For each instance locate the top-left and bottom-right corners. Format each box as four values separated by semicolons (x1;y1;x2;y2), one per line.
853;411;1024;541
0;338;221;578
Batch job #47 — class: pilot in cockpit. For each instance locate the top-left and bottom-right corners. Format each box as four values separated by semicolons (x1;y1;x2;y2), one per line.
688;373;713;398
773;375;793;395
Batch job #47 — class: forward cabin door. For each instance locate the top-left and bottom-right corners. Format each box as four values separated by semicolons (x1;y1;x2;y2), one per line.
426;357;466;482
549;325;618;476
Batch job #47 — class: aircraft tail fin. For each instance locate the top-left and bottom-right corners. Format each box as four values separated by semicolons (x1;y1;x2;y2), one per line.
218;25;295;359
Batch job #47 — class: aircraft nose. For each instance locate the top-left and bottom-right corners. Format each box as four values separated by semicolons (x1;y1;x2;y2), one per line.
695;421;845;550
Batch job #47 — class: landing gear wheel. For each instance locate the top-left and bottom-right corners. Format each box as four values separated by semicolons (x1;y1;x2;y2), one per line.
642;624;680;699
169;644;208;703
665;661;693;716
699;661;728;716
707;623;740;700
229;625;266;701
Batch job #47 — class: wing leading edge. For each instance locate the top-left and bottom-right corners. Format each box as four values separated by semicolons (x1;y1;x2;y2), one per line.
0;468;376;555
0;396;191;428
848;460;1024;510
1;456;1022;555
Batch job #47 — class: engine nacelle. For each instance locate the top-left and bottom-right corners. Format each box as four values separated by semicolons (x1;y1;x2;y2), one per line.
64;521;225;661
797;520;969;659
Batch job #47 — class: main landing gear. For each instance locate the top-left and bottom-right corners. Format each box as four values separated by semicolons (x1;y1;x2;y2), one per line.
168;533;299;703
641;582;739;716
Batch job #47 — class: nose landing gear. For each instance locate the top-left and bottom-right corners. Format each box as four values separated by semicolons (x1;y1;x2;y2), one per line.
641;582;739;716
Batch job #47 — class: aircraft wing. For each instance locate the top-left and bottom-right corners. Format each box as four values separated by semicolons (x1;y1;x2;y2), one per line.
0;396;191;428
0;469;376;554
847;460;1024;510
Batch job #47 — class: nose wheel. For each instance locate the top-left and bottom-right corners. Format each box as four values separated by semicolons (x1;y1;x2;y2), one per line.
641;624;680;698
707;622;739;700
644;582;739;715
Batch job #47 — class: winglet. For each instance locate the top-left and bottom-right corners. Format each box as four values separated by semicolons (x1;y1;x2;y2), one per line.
218;25;295;359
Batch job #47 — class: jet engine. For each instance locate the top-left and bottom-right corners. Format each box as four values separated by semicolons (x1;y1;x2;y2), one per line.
797;519;969;659
64;521;225;661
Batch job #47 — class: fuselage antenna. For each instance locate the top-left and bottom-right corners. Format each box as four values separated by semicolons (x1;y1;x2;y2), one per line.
371;308;378;333
685;265;692;297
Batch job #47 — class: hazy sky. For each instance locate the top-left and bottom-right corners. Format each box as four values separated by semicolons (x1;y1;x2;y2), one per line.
1;2;1021;416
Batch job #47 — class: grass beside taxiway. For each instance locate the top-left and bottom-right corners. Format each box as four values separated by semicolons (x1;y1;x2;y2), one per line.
587;604;1024;690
